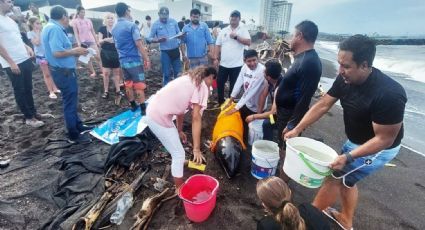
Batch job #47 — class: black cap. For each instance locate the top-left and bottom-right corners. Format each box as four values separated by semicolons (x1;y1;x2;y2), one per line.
230;10;241;18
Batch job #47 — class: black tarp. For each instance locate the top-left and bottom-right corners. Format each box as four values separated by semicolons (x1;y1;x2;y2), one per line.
0;129;156;230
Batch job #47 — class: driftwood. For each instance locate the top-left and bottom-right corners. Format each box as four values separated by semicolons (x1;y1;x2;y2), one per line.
256;39;293;68
130;188;177;230
77;165;151;229
72;192;113;230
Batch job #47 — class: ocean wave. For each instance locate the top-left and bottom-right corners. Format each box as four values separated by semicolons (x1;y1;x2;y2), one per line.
374;57;425;83
317;41;425;83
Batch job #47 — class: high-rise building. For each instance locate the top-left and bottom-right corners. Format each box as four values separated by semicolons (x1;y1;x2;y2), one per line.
260;0;292;34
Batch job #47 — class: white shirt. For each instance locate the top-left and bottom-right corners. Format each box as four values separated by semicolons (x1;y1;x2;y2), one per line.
231;63;267;112
141;22;152;38
216;25;251;68
0;15;29;68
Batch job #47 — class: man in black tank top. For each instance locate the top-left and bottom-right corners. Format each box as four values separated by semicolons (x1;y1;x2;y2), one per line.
285;35;407;230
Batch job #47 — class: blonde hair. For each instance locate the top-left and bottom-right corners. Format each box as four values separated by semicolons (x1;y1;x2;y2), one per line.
256;176;306;230
187;66;217;87
27;16;39;31
103;13;115;26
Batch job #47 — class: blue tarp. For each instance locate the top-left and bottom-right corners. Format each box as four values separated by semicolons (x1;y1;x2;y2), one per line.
90;108;148;145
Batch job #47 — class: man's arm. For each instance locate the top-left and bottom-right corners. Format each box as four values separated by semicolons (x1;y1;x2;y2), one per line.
53;47;87;58
247;88;277;123
0;43;20;74
135;39;151;70
213;45;221;67
235;36;251;46
284;94;338;139
180;43;188;63
256;80;269;113
330;122;402;170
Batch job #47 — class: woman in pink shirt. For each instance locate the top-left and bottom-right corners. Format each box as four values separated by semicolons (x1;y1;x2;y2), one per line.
73;6;101;78
145;66;217;187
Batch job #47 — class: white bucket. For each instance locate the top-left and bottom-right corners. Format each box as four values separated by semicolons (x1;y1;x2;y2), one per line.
248;119;264;145
284;137;338;188
251;140;280;179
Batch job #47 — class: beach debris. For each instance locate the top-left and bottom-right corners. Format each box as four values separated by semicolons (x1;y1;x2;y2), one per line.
73;165;151;230
153;164;172;192
0;159;11;169
130;188;177;230
72;192;113;230
256;39;293;67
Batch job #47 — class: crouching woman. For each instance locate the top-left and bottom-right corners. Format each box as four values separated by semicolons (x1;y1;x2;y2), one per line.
145;66;217;187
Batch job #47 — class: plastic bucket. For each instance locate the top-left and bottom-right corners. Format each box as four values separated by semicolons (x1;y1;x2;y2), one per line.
248;119;264;145
251;140;280;179
178;174;219;222
284;137;338;188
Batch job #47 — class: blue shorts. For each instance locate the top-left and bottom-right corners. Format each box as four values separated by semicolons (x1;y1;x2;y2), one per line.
121;61;145;83
332;140;400;188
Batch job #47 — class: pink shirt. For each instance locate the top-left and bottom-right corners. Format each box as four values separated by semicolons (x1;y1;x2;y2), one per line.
147;75;209;128
73;18;95;43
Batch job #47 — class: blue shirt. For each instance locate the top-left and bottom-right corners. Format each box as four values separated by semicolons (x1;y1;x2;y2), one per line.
42;20;76;68
148;18;180;51
182;22;213;58
112;18;142;63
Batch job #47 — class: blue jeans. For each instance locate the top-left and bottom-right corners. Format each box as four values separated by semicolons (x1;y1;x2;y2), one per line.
189;56;208;69
262;118;276;141
5;59;36;119
332;139;401;187
160;50;182;85
50;67;83;139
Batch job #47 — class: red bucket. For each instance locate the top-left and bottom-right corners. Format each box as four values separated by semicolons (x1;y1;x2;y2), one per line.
178;174;219;222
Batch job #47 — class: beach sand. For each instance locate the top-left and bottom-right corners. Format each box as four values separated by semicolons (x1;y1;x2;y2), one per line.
0;53;424;229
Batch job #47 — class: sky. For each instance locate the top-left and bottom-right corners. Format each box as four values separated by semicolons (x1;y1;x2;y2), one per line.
81;0;425;36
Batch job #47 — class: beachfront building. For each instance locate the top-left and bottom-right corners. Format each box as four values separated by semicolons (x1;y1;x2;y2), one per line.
159;0;212;21
260;0;292;34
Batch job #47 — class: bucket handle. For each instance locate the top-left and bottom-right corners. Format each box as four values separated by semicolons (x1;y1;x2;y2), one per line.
299;152;332;177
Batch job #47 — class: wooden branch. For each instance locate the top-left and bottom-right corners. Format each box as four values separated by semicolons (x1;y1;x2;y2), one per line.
130;188;177;230
72;192;113;230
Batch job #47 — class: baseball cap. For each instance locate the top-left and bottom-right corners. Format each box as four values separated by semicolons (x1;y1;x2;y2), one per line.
230;10;241;18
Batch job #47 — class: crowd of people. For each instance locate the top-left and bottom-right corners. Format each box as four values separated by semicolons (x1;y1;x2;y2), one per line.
0;1;407;229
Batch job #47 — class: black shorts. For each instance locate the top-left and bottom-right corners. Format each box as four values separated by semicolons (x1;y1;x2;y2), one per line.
100;49;120;69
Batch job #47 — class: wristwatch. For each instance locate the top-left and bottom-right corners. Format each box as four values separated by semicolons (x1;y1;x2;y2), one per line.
344;152;355;163
233;35;238;40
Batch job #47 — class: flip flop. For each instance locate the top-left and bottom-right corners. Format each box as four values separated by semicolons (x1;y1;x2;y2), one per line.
322;207;354;230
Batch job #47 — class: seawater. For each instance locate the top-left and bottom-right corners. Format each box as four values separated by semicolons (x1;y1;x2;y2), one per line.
316;41;425;156
190;190;211;203
293;145;335;163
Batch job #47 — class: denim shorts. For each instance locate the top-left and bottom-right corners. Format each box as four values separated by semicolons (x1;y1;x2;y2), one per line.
121;61;145;82
332;139;401;187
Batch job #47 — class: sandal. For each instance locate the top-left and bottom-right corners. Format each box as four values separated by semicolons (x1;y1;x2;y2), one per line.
102;92;109;99
322;207;353;230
